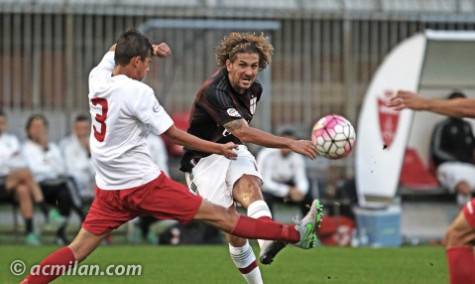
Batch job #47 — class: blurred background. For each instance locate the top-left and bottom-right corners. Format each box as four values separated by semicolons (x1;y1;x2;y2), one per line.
1;0;475;249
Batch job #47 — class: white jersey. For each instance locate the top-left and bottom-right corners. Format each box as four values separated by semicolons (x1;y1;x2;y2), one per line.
88;51;173;190
256;148;309;197
0;133;26;176
22;140;66;182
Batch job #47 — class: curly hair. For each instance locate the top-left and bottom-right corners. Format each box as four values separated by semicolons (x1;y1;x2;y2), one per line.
215;32;273;70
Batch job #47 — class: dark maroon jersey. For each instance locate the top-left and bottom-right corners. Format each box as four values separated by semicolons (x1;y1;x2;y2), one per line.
180;68;262;172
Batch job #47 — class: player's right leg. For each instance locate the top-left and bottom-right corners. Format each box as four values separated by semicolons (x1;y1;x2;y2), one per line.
194;198;320;248
21;228;107;284
444;199;475;284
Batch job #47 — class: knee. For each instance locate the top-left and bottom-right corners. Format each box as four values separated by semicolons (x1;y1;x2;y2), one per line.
17;168;34;181
233;175;264;206
237;175;261;190
15;185;30;200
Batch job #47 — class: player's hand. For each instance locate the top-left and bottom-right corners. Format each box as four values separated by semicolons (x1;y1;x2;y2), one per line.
289;140;317;160
288;187;305;202
153;42;172;58
387;90;428;111
220;142;238;160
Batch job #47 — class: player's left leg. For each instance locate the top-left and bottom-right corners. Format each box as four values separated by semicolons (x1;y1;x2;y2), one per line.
445;199;475;284
22;187;133;284
232;174;284;267
226;230;263;283
21;228;107;284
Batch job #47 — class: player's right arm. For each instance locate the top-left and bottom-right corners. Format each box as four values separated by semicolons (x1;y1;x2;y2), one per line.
224;119;317;159
88;46;116;92
132;88;237;160
163;125;237;160
389;90;475;118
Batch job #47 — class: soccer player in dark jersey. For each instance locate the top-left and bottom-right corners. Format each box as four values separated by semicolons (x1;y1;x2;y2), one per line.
389;90;475;284
181;32;324;283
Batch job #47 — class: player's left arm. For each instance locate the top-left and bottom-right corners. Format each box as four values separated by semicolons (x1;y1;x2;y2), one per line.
163;125;237;160
224;119;317;159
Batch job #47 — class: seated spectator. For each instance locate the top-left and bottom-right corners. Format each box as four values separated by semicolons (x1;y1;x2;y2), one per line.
430;91;475;206
256;129;313;217
22;114;85;244
60;114;95;202
0;110;47;245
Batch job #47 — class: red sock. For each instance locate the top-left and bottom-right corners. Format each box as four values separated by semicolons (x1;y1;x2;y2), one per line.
446;247;475;284
22;246;76;284
231;216;299;243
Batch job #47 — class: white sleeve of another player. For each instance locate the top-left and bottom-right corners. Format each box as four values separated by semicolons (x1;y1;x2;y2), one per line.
133;89;174;135
88;51;115;92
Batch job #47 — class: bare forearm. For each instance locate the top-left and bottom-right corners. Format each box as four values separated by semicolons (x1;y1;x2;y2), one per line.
238;127;293;148
163;126;221;154
426;98;475;118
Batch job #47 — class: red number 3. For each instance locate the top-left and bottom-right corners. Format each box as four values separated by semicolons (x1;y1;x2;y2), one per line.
91;98;108;142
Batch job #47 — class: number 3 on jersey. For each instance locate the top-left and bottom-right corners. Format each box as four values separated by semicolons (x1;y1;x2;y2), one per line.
91;98;108;142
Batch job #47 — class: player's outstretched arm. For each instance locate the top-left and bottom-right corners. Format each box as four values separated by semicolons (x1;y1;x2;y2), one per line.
388;90;475;118
163;125;237;159
224;119;317;159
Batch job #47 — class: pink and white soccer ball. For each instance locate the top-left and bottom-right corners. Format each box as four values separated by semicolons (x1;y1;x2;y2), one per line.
311;114;356;159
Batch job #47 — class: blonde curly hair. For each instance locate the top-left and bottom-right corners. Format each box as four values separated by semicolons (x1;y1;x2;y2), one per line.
215;32;273;70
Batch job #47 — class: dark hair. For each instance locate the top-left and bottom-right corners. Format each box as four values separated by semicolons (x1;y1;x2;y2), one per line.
0;109;5;118
26;114;48;138
114;30;153;66
448;91;466;100
75;114;90;123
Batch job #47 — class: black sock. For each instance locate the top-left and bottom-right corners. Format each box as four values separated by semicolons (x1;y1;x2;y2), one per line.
56;224;69;244
73;206;85;221
38;202;49;219
25;218;34;234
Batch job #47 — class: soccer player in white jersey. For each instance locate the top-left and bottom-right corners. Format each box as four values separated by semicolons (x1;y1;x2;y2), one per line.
22;30;322;284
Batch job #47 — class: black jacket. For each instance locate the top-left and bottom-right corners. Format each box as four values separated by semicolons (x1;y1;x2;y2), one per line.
430;117;475;167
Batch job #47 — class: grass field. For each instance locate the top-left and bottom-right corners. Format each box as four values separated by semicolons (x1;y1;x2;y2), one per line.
1;245;447;284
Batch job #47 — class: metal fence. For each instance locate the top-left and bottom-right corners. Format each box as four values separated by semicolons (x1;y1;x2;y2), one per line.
1;2;475;143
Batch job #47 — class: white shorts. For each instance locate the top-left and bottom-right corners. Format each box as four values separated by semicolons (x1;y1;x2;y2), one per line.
437;162;475;192
185;145;262;208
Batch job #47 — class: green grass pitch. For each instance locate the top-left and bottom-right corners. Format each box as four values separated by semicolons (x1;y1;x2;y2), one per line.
1;245;447;284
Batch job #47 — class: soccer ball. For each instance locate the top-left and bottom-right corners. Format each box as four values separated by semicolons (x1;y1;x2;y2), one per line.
311;114;356;159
